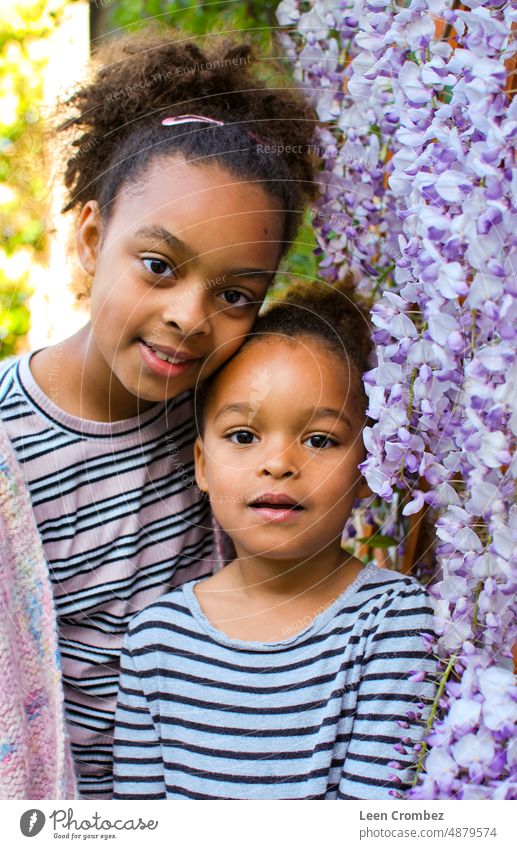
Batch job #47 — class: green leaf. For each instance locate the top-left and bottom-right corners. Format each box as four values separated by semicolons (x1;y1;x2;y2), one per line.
357;534;399;548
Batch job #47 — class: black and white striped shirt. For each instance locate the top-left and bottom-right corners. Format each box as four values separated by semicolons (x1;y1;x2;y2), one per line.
113;563;437;800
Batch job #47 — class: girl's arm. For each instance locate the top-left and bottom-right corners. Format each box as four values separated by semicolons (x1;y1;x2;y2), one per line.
112;639;166;800
338;583;437;800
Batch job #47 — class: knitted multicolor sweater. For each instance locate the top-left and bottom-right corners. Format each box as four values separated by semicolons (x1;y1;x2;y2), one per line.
0;419;76;799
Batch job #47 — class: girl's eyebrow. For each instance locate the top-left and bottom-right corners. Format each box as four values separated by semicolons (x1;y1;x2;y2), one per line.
133;224;275;284
214;402;252;422
310;407;353;429
213;403;352;429
134;224;190;254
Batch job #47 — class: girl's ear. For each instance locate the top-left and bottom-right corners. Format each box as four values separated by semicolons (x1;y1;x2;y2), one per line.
76;200;103;275
194;436;208;494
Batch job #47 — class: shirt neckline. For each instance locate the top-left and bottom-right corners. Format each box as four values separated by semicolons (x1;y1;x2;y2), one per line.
183;561;379;652
15;352;178;441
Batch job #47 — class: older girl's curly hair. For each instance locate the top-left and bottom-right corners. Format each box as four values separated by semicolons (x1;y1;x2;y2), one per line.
58;26;322;257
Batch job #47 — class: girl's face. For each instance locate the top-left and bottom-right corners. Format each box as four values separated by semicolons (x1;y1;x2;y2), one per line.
76;155;284;410
195;337;367;562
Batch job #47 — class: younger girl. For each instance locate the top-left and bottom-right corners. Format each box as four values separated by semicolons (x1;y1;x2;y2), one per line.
113;282;437;800
0;27;319;797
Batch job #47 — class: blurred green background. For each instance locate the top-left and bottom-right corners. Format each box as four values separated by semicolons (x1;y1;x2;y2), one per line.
0;0;318;359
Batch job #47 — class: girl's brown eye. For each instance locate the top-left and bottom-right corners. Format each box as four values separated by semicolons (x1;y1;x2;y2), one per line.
142;257;175;277
227;430;257;445
305;434;336;449
220;290;251;307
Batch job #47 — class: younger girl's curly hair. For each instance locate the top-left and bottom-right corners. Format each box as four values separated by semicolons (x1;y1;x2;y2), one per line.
58;26;321;261
196;276;373;432
253;276;372;381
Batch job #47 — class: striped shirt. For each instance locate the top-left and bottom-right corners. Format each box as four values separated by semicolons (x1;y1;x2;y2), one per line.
113;563;437;800
0;354;216;798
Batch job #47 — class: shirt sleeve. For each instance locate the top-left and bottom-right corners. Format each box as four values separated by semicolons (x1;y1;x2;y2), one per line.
112;636;166;800
338;581;437;800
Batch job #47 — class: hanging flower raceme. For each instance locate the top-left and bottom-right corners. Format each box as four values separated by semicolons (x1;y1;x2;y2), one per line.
277;0;517;799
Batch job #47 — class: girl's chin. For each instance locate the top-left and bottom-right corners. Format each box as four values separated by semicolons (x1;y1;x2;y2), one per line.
233;543;316;563
123;368;196;404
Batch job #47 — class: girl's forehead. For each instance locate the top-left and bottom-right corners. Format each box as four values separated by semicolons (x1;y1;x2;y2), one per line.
106;156;285;260
234;335;343;373
117;154;281;215
207;336;354;412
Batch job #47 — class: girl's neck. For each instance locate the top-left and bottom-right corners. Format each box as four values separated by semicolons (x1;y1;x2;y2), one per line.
195;543;366;643
231;544;363;602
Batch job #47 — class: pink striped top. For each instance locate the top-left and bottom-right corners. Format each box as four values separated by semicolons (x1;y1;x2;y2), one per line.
0;353;217;798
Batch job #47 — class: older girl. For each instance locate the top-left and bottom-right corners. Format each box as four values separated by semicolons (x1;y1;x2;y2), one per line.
0;27;319;797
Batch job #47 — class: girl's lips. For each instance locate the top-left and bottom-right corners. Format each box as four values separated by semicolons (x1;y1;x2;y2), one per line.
248;495;305;524
249;505;305;523
138;339;200;379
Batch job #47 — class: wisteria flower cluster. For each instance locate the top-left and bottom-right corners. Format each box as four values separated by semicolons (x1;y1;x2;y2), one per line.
277;0;517;798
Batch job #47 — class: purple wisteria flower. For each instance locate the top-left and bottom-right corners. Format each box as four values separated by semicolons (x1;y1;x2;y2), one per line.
276;0;517;799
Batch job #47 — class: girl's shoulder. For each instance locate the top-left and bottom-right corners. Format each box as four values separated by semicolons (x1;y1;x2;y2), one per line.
361;562;429;595
354;564;435;643
0;354;20;377
0;354;18;365
352;562;433;619
125;582;196;647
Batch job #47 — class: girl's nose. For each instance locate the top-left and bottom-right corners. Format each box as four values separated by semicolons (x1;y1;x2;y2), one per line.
261;441;300;479
160;285;211;336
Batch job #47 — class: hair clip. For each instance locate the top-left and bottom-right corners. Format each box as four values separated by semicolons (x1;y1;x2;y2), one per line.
161;114;225;127
161;113;266;146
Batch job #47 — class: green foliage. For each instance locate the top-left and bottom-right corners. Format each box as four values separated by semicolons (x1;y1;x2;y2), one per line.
357;534;398;549
270;210;319;301
106;0;279;45
0;277;32;353
0;0;66;358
